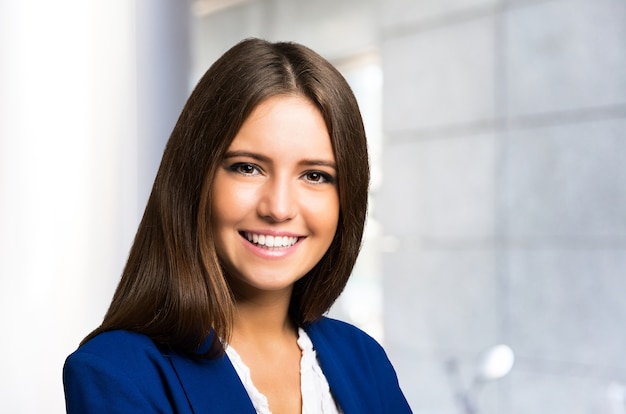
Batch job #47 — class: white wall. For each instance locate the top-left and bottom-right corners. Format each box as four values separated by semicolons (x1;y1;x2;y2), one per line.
0;0;192;410
380;0;626;412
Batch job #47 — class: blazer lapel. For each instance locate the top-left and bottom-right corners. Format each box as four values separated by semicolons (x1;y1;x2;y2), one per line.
167;351;256;413
305;320;366;413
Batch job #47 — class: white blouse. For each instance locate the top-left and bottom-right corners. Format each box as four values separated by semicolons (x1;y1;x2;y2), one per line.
225;328;342;414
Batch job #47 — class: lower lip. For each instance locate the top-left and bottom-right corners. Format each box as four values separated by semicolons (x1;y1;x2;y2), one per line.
240;234;302;258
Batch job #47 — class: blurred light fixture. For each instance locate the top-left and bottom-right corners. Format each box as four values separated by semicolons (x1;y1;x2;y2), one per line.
192;0;252;16
476;344;515;382
446;344;515;414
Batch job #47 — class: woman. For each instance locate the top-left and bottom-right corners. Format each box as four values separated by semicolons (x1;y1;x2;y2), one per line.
63;38;411;413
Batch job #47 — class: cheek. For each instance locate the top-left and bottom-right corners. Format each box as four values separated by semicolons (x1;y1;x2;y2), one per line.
304;192;340;235
211;180;236;232
211;176;254;227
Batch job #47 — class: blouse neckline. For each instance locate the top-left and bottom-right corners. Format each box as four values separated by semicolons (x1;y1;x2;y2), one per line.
225;327;342;414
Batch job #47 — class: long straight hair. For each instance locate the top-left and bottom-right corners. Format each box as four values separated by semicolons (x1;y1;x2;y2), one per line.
83;38;370;358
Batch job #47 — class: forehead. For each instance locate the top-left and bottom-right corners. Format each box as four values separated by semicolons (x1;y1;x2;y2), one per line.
227;95;334;161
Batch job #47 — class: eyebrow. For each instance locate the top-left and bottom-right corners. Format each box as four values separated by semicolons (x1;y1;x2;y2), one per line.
223;150;337;170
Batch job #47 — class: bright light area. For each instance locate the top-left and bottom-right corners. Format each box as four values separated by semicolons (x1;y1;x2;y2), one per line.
0;1;137;412
329;55;385;342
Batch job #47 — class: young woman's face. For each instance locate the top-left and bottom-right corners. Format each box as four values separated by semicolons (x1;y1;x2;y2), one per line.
211;95;339;297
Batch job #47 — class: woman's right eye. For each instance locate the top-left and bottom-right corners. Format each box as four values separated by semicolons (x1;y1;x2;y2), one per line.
229;162;260;176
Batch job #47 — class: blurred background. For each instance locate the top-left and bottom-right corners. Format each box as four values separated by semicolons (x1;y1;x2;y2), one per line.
1;0;625;413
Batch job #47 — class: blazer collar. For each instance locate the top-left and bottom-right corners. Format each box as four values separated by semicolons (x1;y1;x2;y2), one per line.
167;351;256;413
166;321;355;413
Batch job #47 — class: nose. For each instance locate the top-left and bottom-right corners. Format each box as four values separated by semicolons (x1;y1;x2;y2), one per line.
257;176;297;223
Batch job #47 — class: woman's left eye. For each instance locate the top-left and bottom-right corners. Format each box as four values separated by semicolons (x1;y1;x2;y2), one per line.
304;171;334;184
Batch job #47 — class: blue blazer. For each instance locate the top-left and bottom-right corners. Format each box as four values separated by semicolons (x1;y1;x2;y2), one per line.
63;317;412;413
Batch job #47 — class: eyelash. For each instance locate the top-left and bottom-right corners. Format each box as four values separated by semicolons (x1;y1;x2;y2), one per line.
227;163;335;184
303;171;334;184
228;162;261;176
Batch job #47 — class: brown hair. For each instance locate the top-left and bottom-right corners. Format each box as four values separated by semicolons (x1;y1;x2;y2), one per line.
83;38;369;357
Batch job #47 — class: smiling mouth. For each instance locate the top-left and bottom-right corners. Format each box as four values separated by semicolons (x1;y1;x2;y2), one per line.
240;231;301;248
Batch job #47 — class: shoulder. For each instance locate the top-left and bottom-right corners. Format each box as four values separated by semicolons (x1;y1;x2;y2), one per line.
77;329;158;352
305;316;383;352
64;329;180;384
63;330;185;413
66;330;166;368
305;317;412;413
63;330;171;388
64;330;174;394
304;316;390;374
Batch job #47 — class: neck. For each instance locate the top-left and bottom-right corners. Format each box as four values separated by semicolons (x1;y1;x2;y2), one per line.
230;287;297;347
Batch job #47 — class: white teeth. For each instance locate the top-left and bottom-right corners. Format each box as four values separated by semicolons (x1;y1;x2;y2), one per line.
245;232;298;248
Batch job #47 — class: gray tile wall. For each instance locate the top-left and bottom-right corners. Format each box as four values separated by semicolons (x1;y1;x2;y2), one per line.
380;0;626;413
